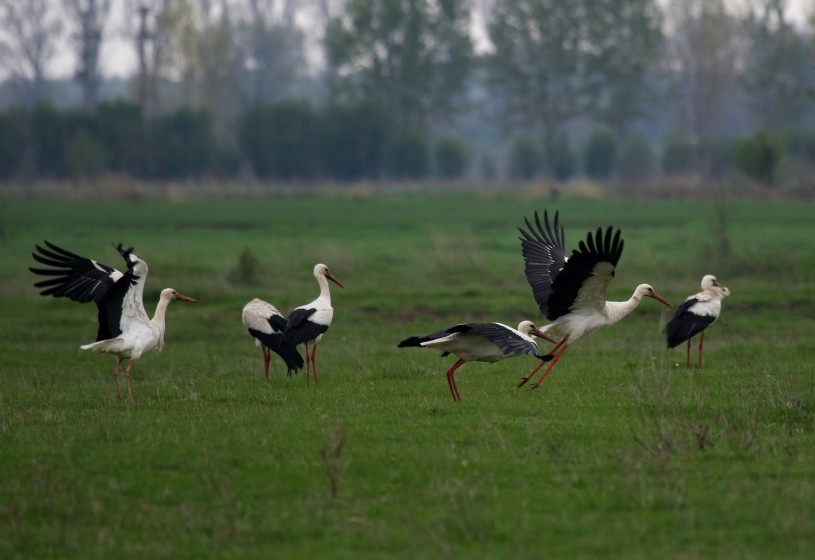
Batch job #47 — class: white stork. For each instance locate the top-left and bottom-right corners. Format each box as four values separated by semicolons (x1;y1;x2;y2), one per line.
665;274;730;368
30;241;197;402
242;298;304;378
279;263;344;386
399;321;549;401
516;210;671;389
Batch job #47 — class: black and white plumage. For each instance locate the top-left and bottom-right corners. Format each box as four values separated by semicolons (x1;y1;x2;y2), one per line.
30;241;197;401
665;274;730;368
516;210;671;389
279;263;344;386
398;321;547;401
242;298;305;378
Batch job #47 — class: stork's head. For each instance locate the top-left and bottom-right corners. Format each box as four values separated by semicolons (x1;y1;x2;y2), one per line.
635;284;671;307
701;274;730;297
517;320;539;335
160;288;198;304
517;320;554;342
314;263;344;288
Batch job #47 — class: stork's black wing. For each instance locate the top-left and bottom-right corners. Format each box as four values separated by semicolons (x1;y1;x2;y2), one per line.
280;307;328;349
459;323;542;358
518;210;568;319
664;298;717;348
30;241;122;303
253;314;304;374
93;243;143;341
31;241;140;341
519;211;624;320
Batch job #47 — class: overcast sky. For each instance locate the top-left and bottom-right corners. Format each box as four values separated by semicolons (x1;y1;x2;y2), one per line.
33;0;815;81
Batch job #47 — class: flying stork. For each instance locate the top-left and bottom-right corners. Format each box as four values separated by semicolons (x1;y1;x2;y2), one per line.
29;241;197;402
516;210;671;389
665;274;730;368
279;263;344;386
399;321;549;401
242;298;304;378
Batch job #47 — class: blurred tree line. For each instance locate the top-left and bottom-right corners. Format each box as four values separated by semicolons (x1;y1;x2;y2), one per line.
0;0;813;186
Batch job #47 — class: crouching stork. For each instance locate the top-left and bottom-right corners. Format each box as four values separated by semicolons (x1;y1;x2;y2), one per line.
665;274;730;368
30;241;197;402
399;321;549;401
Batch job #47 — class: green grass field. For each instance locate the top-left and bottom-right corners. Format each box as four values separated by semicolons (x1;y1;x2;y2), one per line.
1;192;814;558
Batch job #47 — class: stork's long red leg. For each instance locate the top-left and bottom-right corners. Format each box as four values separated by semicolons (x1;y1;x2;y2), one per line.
311;343;319;386
113;358;124;401
262;346;271;379
518;339;566;388
445;358;466;401
698;331;704;369
304;342;311;385
518;360;545;388
686;338;692;369
124;359;136;402
531;344;569;389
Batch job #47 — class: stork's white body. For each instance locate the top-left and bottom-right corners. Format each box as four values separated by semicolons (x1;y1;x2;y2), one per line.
242;298;283;347
81;285;174;361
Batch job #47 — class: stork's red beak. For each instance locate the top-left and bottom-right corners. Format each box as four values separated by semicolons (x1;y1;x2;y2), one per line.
531;329;558;344
327;271;344;289
174;292;198;303
650;291;671;307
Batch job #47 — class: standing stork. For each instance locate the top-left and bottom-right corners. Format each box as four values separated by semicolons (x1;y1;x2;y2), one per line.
516;210;671;389
279;264;344;386
399;321;549;401
665;274;730;368
242;298;304;378
30;241;197;402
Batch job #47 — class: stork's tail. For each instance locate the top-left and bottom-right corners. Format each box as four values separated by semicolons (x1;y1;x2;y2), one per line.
279;347;305;376
398;336;424;348
81;338;122;353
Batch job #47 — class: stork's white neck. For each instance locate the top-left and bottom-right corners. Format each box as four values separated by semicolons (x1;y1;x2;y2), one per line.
605;289;645;324
315;272;333;305
150;293;171;349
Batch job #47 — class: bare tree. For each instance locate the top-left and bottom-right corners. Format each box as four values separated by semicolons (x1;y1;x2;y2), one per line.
0;0;63;106
485;0;586;138
64;0;112;111
233;0;307;104
741;0;813;130
123;0;195;118
662;0;745;139
325;0;473;131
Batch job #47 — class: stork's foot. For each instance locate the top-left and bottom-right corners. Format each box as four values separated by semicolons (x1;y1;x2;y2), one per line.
530;382;541;390
517;377;530;388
